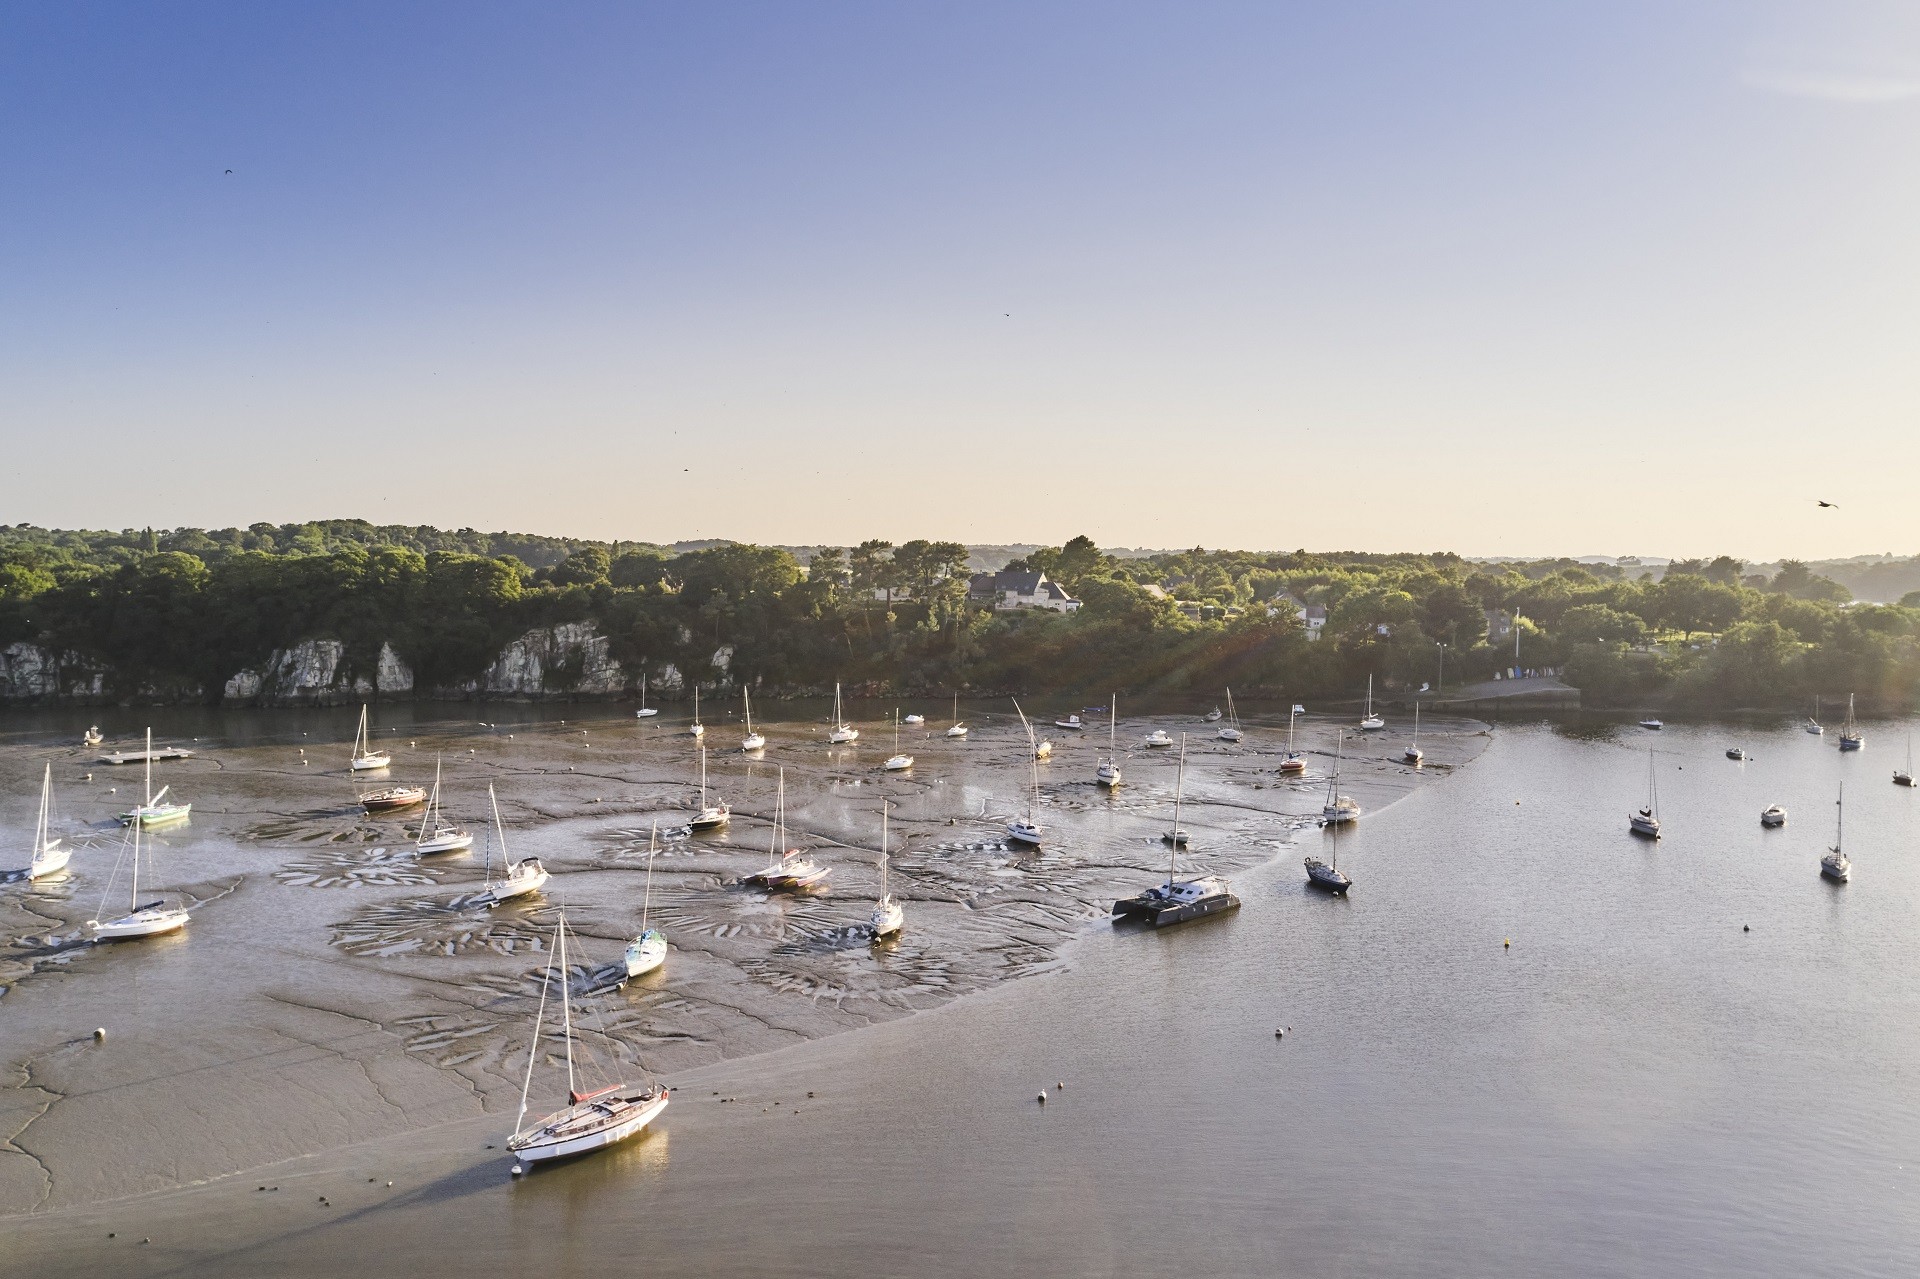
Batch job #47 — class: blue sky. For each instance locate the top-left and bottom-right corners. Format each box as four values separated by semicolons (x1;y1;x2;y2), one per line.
4;1;1917;558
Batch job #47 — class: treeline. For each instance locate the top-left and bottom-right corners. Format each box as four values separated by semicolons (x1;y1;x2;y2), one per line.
2;522;1918;710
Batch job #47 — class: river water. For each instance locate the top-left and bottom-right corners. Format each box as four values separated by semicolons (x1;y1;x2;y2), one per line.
4;706;1919;1276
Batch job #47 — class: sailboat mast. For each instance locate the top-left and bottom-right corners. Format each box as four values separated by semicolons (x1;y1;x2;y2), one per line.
745;688;754;733
516;920;560;1129
489;782;509;874
1836;783;1844;852
1109;693;1116;759
880;801;890;898
773;768;785;856
1171;734;1186;886
642;821;657;929
700;745;708;807
558;913;576;1098
37;763;51;855
145;727;154;808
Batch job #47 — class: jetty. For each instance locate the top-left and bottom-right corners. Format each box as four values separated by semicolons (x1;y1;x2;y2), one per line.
98;747;196;765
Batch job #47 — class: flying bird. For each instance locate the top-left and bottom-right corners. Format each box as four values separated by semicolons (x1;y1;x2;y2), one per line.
224;169;232;174
1817;500;1839;509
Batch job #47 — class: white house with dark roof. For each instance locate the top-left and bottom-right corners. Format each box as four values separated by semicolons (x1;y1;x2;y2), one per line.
968;569;1082;613
1270;592;1328;640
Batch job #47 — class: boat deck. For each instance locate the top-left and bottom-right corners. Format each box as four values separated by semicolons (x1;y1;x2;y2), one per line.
98;748;196;765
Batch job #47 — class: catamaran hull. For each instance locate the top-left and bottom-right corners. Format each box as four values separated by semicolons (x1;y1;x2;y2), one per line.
1112;891;1240;926
1629;817;1661;838
91;910;189;940
511;1092;668;1166
1840;738;1864;752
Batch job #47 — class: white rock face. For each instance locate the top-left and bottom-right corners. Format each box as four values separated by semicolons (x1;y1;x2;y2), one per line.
376;643;413;693
484;622;626;696
653;663;684;693
711;645;733;676
0;643;60;698
224;639;346;703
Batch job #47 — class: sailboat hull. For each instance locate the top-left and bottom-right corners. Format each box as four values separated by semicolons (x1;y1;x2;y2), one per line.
1629;815;1661;838
350;754;392;771
1278;758;1306;775
510;1088;668;1166
416;830;474;855
483;863;549;904
91;908;190;940
1096;766;1121;787
28;843;72;879
624;931;667;979
1839;737;1864;751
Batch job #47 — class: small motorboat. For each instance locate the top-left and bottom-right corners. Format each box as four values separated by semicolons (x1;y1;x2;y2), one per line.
1202;707;1223;722
1054;715;1084;731
1143;729;1174;748
1033;739;1052;759
1162;828;1190;846
1638;719;1664;730
1278;756;1307;775
1111;875;1239;926
903;713;925;725
1726;747;1746;761
83;725;103;747
362;786;428;813
1760;805;1787;827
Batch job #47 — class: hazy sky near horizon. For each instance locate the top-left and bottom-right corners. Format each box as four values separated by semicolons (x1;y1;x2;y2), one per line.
5;1;1919;560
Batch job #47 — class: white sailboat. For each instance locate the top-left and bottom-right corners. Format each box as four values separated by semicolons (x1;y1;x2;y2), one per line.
414;755;473;855
26;763;71;879
869;800;904;939
478;782;549;906
1217;688;1243;742
945;692;968;738
1096;693;1122;787
1629;749;1661;838
885;709;914;771
349;704;392;770
1279;704;1306;775
624;822;667;980
1403;703;1424;765
119;728;191;827
1359;675;1385;731
507;912;668;1172
1838;693;1864;751
903;712;925;726
745;768;830;890
1007;716;1044;846
1897;735;1915;787
635;672;659;717
88;808;189;939
1821;785;1851;882
689;685;705;738
741;689;766;752
1320;731;1360;824
1202;706;1223;723
828;682;858;744
688;745;730;829
1163;733;1192;845
1804;695;1823;735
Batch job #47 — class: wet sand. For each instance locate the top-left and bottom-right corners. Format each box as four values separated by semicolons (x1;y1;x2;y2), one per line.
0;699;1485;1255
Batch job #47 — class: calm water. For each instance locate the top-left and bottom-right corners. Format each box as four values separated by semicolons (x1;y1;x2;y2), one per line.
9;714;1920;1276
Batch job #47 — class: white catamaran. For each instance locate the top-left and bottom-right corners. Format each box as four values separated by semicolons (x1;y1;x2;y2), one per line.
1112;734;1240;926
119;728;191;827
89;807;190;940
507;912;668;1172
26;763;72;879
478;783;549;905
829;682;859;744
414;755;474;855
870;800;904;939
349;703;392;770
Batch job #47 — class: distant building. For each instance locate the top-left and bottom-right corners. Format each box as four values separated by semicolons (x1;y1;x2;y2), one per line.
1270;592;1328;641
1484;609;1514;640
968;570;1081;613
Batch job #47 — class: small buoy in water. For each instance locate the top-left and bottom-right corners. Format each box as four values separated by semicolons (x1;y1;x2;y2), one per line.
108;787;116;794
93;1027;105;1041
1504;938;1511;948
1037;1091;1047;1104
1514;799;1521;805
1057;1081;1065;1089
509;734;514;740
1743;924;1750;932
469;748;476;754
386;1180;394;1187
511;1164;524;1177
85;772;92;781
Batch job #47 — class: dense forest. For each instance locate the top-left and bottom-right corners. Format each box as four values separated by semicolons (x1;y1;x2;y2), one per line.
3;519;1919;710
